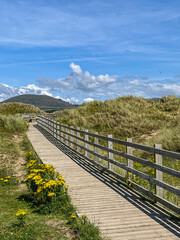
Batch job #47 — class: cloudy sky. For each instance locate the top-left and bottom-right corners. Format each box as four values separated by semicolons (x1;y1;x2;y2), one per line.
0;0;180;103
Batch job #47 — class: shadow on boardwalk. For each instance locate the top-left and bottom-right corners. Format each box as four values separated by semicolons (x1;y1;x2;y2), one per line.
35;125;180;238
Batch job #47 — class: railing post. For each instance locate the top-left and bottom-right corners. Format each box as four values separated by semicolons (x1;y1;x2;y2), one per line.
108;134;114;171
49;118;51;134
65;125;68;145
70;126;74;149
53;121;56;138
61;124;64;142
94;132;99;163
51;120;53;134
85;129;89;157
57;122;59;141
126;138;133;178
77;127;80;152
155;144;163;198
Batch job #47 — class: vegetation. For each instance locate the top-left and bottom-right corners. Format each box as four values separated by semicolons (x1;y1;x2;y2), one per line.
54;95;180;208
2;94;79;112
0;115;105;240
0;102;43;114
55;95;180;152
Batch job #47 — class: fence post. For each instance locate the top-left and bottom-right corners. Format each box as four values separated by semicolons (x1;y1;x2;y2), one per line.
155;144;163;198
70;126;74;149
65;125;68;145
85;129;89;157
77;127;80;152
57;122;59;141
54;121;56;138
108;134;114;170
51;120;53;135
61;124;64;142
94;132;99;163
126;138;133;179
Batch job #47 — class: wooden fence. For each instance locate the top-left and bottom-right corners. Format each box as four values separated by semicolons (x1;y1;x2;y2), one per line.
37;116;180;215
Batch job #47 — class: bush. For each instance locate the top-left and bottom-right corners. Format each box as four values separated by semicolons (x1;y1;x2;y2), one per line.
24;152;71;214
0;115;27;133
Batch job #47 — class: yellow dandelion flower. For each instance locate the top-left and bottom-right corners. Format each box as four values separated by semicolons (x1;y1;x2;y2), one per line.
47;192;55;197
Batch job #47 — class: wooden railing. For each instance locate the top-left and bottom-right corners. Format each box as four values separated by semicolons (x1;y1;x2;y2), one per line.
37;116;180;215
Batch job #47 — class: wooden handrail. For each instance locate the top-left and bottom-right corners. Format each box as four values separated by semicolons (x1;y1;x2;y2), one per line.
37;116;180;214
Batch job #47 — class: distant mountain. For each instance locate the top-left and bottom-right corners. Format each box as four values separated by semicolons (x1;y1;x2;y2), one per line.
149;98;161;102
2;94;79;113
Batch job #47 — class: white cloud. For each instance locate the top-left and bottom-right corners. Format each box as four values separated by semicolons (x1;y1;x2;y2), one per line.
83;98;94;102
0;83;52;102
66;97;80;104
70;62;82;74
38;62;118;92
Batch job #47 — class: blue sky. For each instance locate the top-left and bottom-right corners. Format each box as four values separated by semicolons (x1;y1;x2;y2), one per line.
0;0;180;103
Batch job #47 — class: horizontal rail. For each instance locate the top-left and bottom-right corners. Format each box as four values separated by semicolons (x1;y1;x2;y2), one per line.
38;117;180;178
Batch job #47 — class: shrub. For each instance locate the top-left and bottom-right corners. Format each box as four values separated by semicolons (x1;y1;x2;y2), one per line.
0;115;27;133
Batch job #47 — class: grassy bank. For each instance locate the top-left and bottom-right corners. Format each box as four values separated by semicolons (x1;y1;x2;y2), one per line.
53;95;180;207
0;115;105;240
54;95;180;151
0;102;43;114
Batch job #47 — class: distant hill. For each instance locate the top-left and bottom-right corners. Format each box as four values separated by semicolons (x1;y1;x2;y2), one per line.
2;94;79;112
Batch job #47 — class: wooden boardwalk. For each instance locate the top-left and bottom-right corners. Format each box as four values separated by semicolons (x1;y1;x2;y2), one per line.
27;123;180;240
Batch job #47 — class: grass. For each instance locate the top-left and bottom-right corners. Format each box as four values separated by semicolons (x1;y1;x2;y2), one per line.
0;102;43;114
0;115;105;240
54;95;180;149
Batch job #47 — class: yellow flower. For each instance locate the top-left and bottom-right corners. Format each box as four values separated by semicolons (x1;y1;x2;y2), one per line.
0;178;3;181
6;176;11;179
47;192;55;197
16;178;20;182
4;179;8;182
128;182;132;187
82;214;87;218
16;209;27;216
70;214;76;219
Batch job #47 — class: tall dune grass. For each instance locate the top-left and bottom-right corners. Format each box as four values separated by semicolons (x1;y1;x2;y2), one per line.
0;102;43;114
55;95;180;151
0;115;27;133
